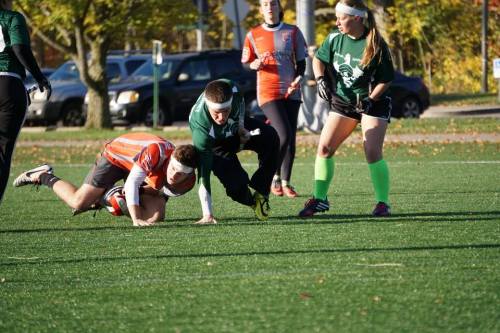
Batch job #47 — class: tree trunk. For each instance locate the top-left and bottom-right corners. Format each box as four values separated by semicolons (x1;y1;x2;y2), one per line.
85;41;111;129
74;38;111;129
416;39;432;93
86;87;110;129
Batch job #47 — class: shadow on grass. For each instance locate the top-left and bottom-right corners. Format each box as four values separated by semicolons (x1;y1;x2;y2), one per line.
0;211;498;234
1;243;499;267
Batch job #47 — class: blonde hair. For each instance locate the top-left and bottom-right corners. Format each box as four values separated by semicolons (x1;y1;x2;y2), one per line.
340;0;384;66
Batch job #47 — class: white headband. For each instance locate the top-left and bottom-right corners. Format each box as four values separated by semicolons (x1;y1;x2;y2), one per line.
335;3;367;18
170;156;193;173
204;96;233;110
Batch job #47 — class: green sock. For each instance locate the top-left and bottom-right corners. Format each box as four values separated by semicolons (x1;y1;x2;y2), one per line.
368;159;390;204
313;156;334;200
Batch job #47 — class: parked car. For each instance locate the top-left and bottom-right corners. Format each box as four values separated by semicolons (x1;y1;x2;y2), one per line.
101;49;257;126
243;71;430;122
24;68;55;89
389;71;430;118
26;54;149;126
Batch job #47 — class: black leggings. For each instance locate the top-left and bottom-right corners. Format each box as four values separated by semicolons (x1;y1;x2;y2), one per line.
0;76;27;204
261;99;300;182
212;117;279;204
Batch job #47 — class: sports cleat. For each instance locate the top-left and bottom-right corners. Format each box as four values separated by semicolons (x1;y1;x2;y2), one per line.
372;202;391;217
12;164;53;187
271;180;283;196
298;197;330;217
252;191;270;221
283;185;298;198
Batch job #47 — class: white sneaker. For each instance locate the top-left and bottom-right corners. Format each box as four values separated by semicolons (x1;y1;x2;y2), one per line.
12;164;53;187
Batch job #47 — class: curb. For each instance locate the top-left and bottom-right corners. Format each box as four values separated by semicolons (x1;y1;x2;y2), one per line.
422;105;500;118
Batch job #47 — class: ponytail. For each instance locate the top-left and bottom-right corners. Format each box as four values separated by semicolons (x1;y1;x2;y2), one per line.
340;0;384;66
360;9;383;66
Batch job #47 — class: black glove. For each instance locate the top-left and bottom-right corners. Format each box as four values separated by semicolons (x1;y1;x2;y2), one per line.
316;76;332;102
37;77;52;101
356;97;374;114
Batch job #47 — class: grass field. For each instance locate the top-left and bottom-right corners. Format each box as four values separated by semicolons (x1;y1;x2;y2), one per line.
1;137;499;332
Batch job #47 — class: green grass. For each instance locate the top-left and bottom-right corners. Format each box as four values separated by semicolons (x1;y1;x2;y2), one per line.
431;92;499;106
18;128;191;142
16;117;500;144
1;141;499;332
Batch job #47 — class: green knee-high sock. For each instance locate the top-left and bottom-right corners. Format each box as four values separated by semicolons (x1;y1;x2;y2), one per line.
368;159;390;204
313;156;334;200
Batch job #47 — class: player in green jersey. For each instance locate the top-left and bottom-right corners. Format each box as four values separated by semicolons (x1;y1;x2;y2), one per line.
299;0;394;218
0;0;51;204
189;79;279;224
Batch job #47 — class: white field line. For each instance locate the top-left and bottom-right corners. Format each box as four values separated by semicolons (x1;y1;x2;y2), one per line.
354;263;404;267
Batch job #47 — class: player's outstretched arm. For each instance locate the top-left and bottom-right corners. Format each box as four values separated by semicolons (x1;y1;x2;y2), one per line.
124;165;156;227
128;205;155;227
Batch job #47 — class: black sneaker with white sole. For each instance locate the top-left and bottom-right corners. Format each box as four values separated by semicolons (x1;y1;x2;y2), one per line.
12;164;53;187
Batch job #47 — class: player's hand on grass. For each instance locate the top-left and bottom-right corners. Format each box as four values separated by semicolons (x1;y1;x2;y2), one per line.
195;215;217;225
132;219;155;227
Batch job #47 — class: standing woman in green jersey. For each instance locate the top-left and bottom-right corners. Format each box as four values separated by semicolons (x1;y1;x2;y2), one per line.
298;0;394;218
0;0;51;204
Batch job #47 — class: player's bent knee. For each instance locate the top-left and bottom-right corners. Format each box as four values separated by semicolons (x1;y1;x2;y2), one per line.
317;145;334;158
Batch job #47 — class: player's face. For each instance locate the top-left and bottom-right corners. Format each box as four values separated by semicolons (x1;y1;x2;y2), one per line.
208;107;231;125
260;0;280;24
335;12;361;35
166;162;191;185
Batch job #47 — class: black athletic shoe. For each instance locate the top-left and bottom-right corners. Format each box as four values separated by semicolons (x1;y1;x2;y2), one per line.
298;197;330;217
372;202;391;217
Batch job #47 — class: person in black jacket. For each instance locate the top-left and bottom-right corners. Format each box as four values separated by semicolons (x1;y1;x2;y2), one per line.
0;0;51;204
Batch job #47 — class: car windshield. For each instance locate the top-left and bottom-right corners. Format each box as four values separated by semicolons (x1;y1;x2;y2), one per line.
131;59;180;80
50;62;80;82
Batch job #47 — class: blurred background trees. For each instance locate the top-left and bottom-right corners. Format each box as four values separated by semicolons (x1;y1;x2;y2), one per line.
17;0;500;97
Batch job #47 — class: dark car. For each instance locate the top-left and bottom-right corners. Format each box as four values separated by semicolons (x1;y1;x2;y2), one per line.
103;49;257;126
389;71;430;118
26;54;149;126
243;71;430;122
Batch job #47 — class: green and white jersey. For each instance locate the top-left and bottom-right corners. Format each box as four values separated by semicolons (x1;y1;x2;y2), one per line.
0;9;30;78
316;28;394;103
189;79;245;194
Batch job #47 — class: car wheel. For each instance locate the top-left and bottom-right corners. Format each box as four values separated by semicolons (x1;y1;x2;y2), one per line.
60;102;86;126
144;103;172;126
400;96;422;118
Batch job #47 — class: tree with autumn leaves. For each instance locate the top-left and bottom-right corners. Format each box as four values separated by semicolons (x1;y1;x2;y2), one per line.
17;0;196;129
15;0;500;128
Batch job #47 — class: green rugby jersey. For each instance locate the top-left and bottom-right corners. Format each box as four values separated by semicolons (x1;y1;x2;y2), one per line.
0;9;29;78
316;28;394;103
188;79;245;194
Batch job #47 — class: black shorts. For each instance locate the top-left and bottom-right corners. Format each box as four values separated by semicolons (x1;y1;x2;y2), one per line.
330;96;392;122
84;156;128;189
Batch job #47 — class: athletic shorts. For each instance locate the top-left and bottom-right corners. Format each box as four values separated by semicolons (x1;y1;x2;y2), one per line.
330;95;392;122
84;156;128;189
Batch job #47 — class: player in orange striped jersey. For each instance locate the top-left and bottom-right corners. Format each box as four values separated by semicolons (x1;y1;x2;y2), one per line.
242;0;307;198
13;133;198;227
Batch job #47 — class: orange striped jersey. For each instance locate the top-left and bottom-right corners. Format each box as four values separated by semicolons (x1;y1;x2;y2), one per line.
102;133;175;190
242;23;307;106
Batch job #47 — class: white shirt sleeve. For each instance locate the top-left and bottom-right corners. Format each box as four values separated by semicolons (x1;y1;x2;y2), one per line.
123;164;147;206
198;183;213;216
